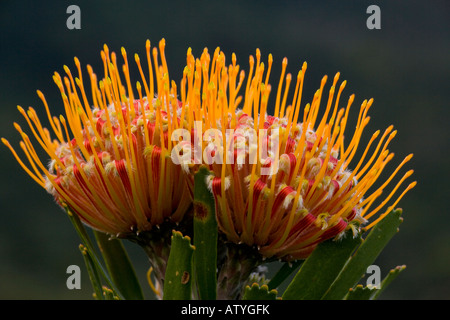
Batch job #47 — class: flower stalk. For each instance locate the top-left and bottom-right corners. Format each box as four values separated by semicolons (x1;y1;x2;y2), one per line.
216;240;263;300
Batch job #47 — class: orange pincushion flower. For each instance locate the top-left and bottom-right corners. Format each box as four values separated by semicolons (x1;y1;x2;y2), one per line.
3;40;192;236
175;47;416;261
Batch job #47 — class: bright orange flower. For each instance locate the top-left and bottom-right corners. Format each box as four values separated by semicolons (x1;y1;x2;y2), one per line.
3;40;192;236
175;47;416;261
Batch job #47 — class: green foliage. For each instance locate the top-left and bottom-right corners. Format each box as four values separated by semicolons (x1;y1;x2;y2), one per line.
242;283;278;300
280;209;404;300
78;244;104;300
65;206;125;299
94;231;144;300
322;209;404;300
344;265;406;300
163;231;195;300
345;284;379;300
267;260;302;291
193;166;219;300
282;230;363;300
71;178;405;301
369;265;406;300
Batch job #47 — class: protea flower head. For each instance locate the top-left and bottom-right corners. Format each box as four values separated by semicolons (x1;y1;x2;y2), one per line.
171;46;416;262
2;39;194;238
3;39;201;290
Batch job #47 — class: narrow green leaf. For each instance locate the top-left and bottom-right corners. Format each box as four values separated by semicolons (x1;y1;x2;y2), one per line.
344;284;379;300
94;230;144;300
79;244;104;300
282;230;362;300
321;209;403;300
267;261;302;291
64;206;124;299
193;166;218;300
163;230;195;300
344;265;405;300
371;265;406;300
65;205;95;250
242;283;278;300
102;286;120;300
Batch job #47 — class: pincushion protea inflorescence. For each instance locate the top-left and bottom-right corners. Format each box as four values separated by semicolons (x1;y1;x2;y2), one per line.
3;39;416;299
170;45;415;262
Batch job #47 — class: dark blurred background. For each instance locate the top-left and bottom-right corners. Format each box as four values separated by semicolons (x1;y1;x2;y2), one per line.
0;0;448;299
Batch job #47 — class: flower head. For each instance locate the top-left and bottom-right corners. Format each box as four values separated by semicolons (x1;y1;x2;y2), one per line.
3;39;192;236
174;47;416;261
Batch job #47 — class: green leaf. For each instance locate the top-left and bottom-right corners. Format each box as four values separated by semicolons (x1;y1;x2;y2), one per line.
79;244;104;300
163;230;195;300
242;283;278;300
345;284;379;300
344;265;406;300
371;265;406;300
267;261;302;291
193;166;218;300
94;231;144;300
321;209;404;300
64;206;124;299
282;230;362;300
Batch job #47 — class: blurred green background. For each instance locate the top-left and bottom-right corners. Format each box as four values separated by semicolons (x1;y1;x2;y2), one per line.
0;0;448;299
